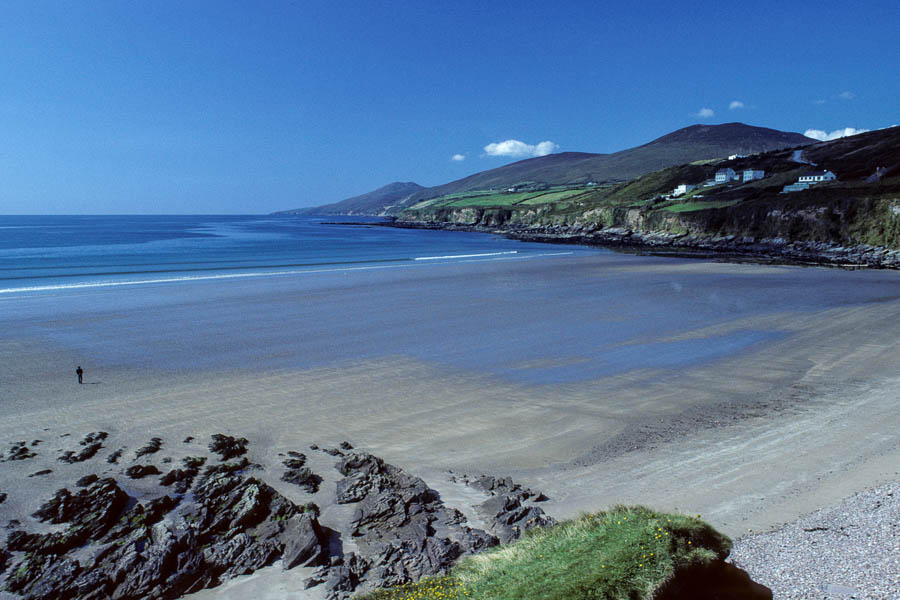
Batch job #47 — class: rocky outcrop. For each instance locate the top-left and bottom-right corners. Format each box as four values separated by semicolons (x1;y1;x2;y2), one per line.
159;456;206;494
303;452;553;598
208;434;248;460
281;451;323;493
135;437;162;458
3;442;37;462
450;473;554;543
1;437;329;600
57;432;108;464
0;435;554;600
391;216;900;269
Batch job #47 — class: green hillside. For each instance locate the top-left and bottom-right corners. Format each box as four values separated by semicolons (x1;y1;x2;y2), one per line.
399;126;900;251
360;506;769;600
276;123;813;217
401;123;813;207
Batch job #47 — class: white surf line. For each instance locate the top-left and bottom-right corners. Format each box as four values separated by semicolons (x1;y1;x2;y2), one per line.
0;251;577;295
413;250;519;261
0;263;414;295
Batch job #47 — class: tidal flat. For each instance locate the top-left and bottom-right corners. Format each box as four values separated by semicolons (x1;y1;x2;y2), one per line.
1;251;899;597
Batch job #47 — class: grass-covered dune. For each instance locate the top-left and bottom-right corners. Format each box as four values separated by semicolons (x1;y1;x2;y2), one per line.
359;506;771;600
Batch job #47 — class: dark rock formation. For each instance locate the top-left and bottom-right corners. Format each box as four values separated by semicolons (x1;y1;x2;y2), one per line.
280;451;320;492
476;493;554;544
283;451;307;468
75;474;99;487
59;432;108;463
0;438;557;600
209;434;248;460
4;441;36;462
58;440;104;463
282;467;322;493
27;469;52;477
135;437;162;458
125;464;161;479
106;448;124;464
449;472;555;543
308;453;516;598
159;456;206;494
2;461;329;599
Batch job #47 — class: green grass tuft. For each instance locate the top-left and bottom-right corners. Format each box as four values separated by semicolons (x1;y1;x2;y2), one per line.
358;506;730;600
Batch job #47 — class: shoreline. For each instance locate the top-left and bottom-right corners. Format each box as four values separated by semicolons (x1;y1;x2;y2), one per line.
3;250;900;597
371;218;900;269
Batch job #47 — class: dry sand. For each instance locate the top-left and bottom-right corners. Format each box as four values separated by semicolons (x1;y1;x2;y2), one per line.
1;255;899;597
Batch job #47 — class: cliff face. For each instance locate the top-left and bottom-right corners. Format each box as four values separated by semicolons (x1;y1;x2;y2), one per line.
400;191;900;254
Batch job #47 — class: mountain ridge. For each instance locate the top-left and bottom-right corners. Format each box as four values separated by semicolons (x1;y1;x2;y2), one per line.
275;181;424;216
277;123;814;216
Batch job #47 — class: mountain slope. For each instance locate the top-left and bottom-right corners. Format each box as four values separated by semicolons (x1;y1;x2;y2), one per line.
276;181;424;215
275;123;814;216
398;126;900;257
402;123;814;206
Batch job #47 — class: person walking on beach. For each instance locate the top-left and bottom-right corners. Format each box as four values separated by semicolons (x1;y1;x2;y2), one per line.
76;366;83;384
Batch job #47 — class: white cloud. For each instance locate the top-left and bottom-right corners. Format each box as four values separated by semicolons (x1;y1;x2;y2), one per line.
839;91;856;100
483;139;558;158
696;107;715;118
729;100;745;110
814;99;827;105
803;127;870;141
451;154;466;162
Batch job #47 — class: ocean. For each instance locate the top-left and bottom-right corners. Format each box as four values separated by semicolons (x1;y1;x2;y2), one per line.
2;214;900;384
0;214;589;294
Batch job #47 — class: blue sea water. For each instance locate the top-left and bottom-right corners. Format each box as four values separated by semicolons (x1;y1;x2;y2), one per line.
3;214;899;384
0;214;589;294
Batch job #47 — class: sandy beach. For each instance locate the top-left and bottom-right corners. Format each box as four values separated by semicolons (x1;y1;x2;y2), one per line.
1;252;899;597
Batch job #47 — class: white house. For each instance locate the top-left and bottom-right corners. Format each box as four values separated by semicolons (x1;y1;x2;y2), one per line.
673;184;696;197
715;168;738;184
743;169;765;182
728;154;747;160
798;170;837;184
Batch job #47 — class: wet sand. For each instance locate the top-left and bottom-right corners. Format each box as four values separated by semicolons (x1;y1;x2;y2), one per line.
1;253;899;597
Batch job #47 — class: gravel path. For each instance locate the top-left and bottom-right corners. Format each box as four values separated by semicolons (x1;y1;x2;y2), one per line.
729;482;899;599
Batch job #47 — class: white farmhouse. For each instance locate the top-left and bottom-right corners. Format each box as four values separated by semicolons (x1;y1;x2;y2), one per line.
728;154;747;160
798;170;837;184
742;169;765;182
672;184;696;197
714;168;737;184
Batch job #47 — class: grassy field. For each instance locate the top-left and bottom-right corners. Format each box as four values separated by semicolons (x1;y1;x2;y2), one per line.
359;506;731;600
409;187;595;210
662;200;741;212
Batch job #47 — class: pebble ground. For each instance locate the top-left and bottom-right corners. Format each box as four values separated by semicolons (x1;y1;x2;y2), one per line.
729;482;899;599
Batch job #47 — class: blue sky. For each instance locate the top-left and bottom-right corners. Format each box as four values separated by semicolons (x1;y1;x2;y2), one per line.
1;1;897;214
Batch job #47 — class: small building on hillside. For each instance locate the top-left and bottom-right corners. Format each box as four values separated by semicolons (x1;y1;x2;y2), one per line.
798;170;837;184
672;184;696;197
702;179;718;187
743;169;765;182
715;168;738;184
728;154;748;160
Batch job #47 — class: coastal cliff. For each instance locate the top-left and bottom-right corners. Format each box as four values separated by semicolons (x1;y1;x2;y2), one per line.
393;127;900;268
394;188;900;268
